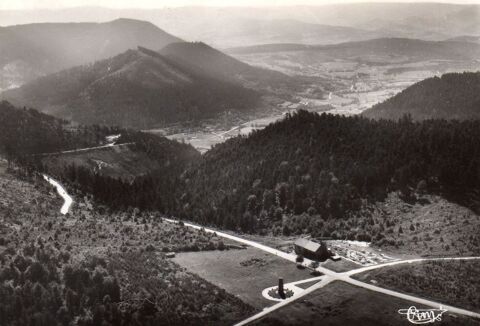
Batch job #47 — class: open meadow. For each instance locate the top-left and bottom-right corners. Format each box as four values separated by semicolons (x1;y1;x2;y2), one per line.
173;247;314;308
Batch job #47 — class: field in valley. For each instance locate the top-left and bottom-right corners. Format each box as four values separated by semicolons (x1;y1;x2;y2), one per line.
232;48;480;118
148;48;480;154
41;144;160;180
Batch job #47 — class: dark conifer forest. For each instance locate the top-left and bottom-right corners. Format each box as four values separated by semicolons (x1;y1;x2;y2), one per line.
3;97;480;237
363;72;480;120
174;110;480;233
2;48;261;129
2;7;480;326
31;109;480;237
0;100;200;214
0;101;117;158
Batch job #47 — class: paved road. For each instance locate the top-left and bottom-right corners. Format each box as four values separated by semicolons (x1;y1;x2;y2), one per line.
43;175;73;214
341;275;480;319
261;275;326;302
35;142;134;157
236;276;334;326
344;256;480;277
43;184;478;325
163;218;302;263
42;178;480;325
163;218;480;324
163;218;342;275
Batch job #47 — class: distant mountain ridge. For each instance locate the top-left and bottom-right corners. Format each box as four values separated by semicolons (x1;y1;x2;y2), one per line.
446;35;480;44
173;18;380;48
0;3;478;47
362;72;480;121
0;18;182;89
1;46;260;129
227;38;480;62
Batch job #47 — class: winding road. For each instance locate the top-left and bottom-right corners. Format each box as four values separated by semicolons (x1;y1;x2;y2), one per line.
43;175;73;214
36;142;134;157
44;183;480;324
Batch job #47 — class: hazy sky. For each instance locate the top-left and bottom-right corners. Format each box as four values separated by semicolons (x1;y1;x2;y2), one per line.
1;0;480;10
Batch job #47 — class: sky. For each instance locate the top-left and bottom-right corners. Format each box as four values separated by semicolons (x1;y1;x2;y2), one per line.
1;0;480;10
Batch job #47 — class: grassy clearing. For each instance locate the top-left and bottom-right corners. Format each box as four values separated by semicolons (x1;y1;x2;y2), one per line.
353;260;480;313
254;281;480;326
321;258;362;273
42;144;160;181
295;279;321;290
109;251;253;325
173;247;313;308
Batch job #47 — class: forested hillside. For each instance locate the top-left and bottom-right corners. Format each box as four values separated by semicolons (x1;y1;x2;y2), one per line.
2;47;260;129
175;111;480;233
47;131;200;211
0;100;114;159
56;110;480;239
160;42;292;90
0;165;252;326
0;100;200;210
363;72;480;120
4;98;480;247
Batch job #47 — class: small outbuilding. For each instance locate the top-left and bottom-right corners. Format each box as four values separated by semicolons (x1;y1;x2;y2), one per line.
294;238;330;261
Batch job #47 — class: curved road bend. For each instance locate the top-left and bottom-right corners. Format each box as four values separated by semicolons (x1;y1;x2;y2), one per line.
43;174;73;215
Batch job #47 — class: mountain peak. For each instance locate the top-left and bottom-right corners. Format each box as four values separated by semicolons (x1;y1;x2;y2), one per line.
106;17;162;30
2;47;259;129
0;18;183;88
109;17;149;24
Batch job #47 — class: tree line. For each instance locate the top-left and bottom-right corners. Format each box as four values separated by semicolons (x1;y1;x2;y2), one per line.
31;110;480;236
3;99;480;236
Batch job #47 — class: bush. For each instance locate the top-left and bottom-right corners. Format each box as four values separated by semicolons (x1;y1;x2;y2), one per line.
145;244;155;252
267;287;294;299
